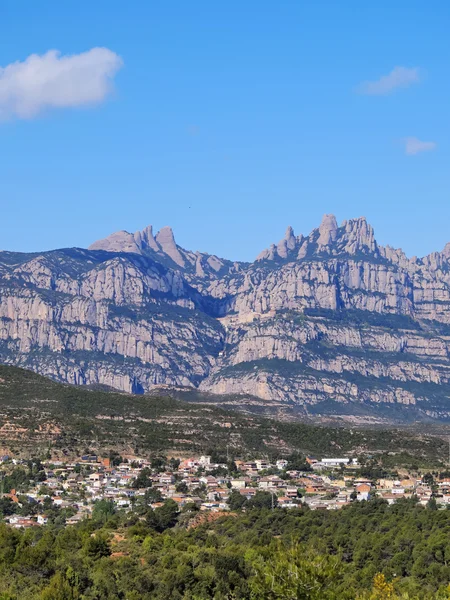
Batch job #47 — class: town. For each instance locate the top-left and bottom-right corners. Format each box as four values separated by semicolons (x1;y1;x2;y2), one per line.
0;451;445;529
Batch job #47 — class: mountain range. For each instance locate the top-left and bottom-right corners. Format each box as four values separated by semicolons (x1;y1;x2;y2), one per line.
2;214;450;422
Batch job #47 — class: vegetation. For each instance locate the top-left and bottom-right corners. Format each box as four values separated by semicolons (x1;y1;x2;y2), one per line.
0;365;448;468
0;368;450;596
1;498;450;598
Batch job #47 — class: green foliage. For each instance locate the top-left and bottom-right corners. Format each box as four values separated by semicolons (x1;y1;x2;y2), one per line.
92;500;116;524
83;533;111;560
144;487;163;503
228;490;247;511
427;497;438;511
286;452;312;472
175;481;188;494
1;468;31;494
2;499;450;597
152;499;179;531
0;498;15;518
0;365;447;469
132;467;152;489
39;572;79;600
249;542;345;599
150;457;166;472
423;472;435;486
247;491;278;510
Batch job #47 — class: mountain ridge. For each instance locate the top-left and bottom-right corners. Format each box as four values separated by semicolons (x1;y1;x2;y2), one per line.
87;214;450;266
2;213;450;421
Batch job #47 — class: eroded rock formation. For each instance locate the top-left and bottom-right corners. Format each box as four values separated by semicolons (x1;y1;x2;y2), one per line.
2;215;450;420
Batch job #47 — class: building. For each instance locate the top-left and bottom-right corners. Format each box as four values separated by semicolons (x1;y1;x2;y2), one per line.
356;483;371;501
321;458;350;466
231;478;248;489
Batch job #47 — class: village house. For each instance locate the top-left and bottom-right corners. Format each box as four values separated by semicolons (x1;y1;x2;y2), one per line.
355;483;371;500
37;515;48;525
159;473;175;485
276;459;288;470
231;478;248;489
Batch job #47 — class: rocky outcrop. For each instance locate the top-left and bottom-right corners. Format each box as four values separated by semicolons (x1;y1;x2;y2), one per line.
255;216;378;263
201;366;419;408
199;313;450;417
0;248;223;393
318;214;338;247
89;224;242;285
3;214;450;420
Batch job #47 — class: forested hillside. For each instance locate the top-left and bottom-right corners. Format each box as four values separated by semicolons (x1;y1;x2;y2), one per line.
1;498;450;598
0;365;447;467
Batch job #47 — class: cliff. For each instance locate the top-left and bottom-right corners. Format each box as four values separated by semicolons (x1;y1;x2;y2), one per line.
2;215;450;421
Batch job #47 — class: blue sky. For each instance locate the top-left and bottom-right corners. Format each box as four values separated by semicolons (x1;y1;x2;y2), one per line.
1;1;449;261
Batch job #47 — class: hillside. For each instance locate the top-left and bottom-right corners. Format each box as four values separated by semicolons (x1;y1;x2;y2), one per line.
0;365;447;467
2;215;450;420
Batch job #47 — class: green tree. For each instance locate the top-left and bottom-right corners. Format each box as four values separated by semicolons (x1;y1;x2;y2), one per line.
40;572;79;600
249;542;344;599
427;497;438;511
0;498;15;517
132;467;152;489
422;473;434;486
150;456;166;472
144;487;162;503
154;499;178;531
286;453;312;472
92;499;116;523
169;457;180;470
83;534;111;560
228;490;247;511
175;481;188;494
248;491;278;510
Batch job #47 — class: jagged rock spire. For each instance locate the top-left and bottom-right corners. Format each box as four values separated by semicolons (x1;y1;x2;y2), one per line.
276;226;296;258
442;242;450;259
134;225;160;252
317;214;338;246
155;226;185;267
340;216;377;254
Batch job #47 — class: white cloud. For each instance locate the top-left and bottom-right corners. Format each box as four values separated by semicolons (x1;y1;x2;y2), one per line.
0;47;123;120
404;137;436;155
357;66;420;95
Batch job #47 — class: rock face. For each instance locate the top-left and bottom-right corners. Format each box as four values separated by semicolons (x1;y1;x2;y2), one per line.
89;224;242;287
0;248;223;393
3;215;450;420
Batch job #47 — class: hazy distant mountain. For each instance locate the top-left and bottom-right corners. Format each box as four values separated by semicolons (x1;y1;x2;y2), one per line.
2;214;450;421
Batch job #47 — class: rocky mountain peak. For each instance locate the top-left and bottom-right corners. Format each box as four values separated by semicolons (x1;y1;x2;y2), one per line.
285;226;297;249
134;225;160;252
339;216;377;255
284;225;295;240
89;224;186;267
88;224;238;283
155;226;175;245
276;226;297;258
155;227;185;268
89;229;140;254
6;212;450;421
317;214;338;246
256;214;378;263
